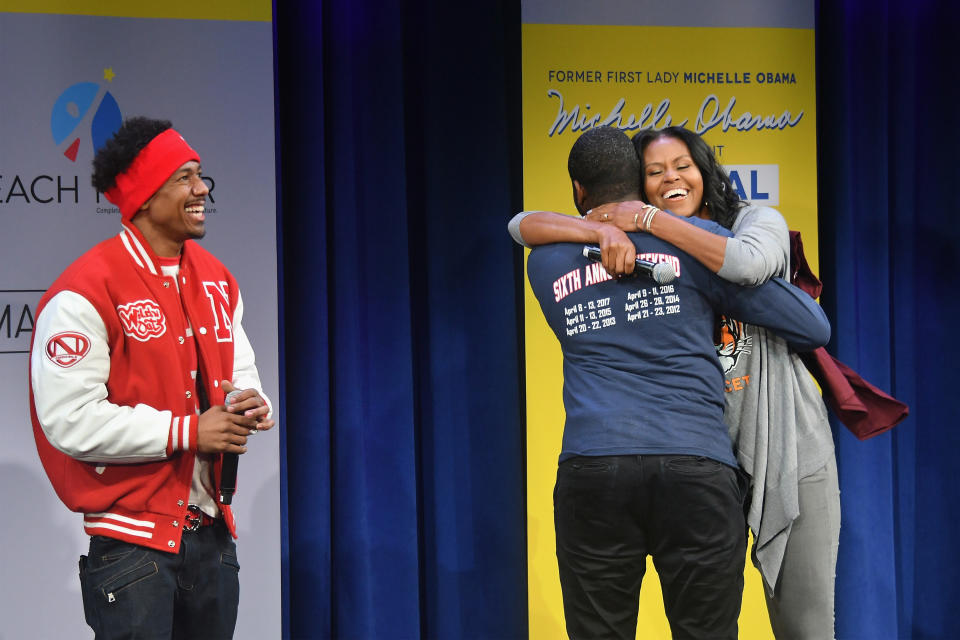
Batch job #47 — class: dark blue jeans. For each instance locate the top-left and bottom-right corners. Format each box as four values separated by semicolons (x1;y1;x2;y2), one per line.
78;521;240;639
554;454;748;640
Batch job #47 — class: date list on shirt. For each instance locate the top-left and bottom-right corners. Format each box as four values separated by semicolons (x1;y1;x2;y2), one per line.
563;284;681;336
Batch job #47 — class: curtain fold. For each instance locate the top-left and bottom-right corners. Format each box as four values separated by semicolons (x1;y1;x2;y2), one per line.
274;2;333;637
817;0;960;637
275;1;526;638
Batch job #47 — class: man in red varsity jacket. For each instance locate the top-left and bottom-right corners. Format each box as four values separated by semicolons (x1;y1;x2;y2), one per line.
29;117;274;639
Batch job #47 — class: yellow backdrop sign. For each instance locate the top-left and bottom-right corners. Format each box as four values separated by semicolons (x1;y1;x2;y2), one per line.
522;19;818;640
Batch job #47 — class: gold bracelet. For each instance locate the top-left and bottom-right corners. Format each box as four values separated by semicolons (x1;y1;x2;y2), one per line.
633;211;641;230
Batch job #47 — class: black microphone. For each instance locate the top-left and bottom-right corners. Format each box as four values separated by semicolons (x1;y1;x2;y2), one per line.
582;245;677;284
219;389;244;505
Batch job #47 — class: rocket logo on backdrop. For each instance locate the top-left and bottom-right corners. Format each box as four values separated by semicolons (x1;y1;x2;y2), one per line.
50;68;123;162
7;68;218;211
1;68;124;209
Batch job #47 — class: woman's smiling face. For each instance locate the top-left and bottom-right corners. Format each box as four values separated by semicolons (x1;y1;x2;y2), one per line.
642;135;706;218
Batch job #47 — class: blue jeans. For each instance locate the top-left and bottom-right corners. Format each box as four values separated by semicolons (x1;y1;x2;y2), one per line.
79;521;240;639
554;454;748;640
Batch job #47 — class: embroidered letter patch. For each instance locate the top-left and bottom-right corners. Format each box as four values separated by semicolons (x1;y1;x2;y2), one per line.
202;281;234;342
45;331;91;368
117;299;167;342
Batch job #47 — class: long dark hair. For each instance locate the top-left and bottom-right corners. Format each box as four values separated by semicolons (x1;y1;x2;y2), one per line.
632;126;743;230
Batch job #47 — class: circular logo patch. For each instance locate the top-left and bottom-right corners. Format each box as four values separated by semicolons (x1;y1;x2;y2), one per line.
45;331;91;368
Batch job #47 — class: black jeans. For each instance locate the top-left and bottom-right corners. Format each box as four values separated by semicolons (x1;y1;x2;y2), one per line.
78;521;240;640
554;454;747;640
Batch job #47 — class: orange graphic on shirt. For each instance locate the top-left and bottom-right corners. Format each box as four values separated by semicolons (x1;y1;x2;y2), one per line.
715;316;752;376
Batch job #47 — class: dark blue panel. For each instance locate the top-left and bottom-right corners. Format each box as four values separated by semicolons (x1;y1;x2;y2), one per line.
817;0;960;637
274;1;526;638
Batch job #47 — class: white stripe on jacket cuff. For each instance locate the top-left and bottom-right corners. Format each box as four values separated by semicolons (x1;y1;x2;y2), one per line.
167;415;197;455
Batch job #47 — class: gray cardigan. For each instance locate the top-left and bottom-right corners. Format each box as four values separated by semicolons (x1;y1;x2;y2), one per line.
717;204;835;591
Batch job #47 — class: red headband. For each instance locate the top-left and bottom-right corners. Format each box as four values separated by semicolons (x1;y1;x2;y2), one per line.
104;129;201;221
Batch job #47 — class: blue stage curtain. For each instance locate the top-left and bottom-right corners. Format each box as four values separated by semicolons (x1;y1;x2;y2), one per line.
816;1;960;637
274;0;959;637
274;1;526;638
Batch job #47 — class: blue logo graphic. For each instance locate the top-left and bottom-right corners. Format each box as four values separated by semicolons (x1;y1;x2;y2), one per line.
50;79;122;162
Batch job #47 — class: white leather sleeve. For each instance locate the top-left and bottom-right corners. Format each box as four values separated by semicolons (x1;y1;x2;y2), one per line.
31;291;174;463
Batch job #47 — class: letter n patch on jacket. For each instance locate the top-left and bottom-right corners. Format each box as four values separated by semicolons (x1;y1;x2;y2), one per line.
202;281;233;342
117;299;167;341
45;331;91;367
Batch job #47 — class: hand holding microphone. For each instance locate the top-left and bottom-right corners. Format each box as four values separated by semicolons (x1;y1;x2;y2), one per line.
219;389;243;505
583;245;676;284
222;381;274;434
196;381;273;504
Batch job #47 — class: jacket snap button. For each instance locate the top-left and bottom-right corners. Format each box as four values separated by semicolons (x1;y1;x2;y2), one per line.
168;540;175;548
185;391;192;399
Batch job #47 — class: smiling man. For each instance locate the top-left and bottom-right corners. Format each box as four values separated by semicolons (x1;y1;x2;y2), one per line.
29;117;273;639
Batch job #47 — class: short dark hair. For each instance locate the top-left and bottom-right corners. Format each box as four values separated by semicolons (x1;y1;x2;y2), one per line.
91;117;173;193
568;127;640;205
632;126;744;229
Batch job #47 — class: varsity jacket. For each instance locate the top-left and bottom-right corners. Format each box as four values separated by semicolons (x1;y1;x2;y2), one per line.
29;222;268;553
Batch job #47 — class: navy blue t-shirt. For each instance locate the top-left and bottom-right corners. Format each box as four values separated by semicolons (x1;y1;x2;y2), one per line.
527;227;829;466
